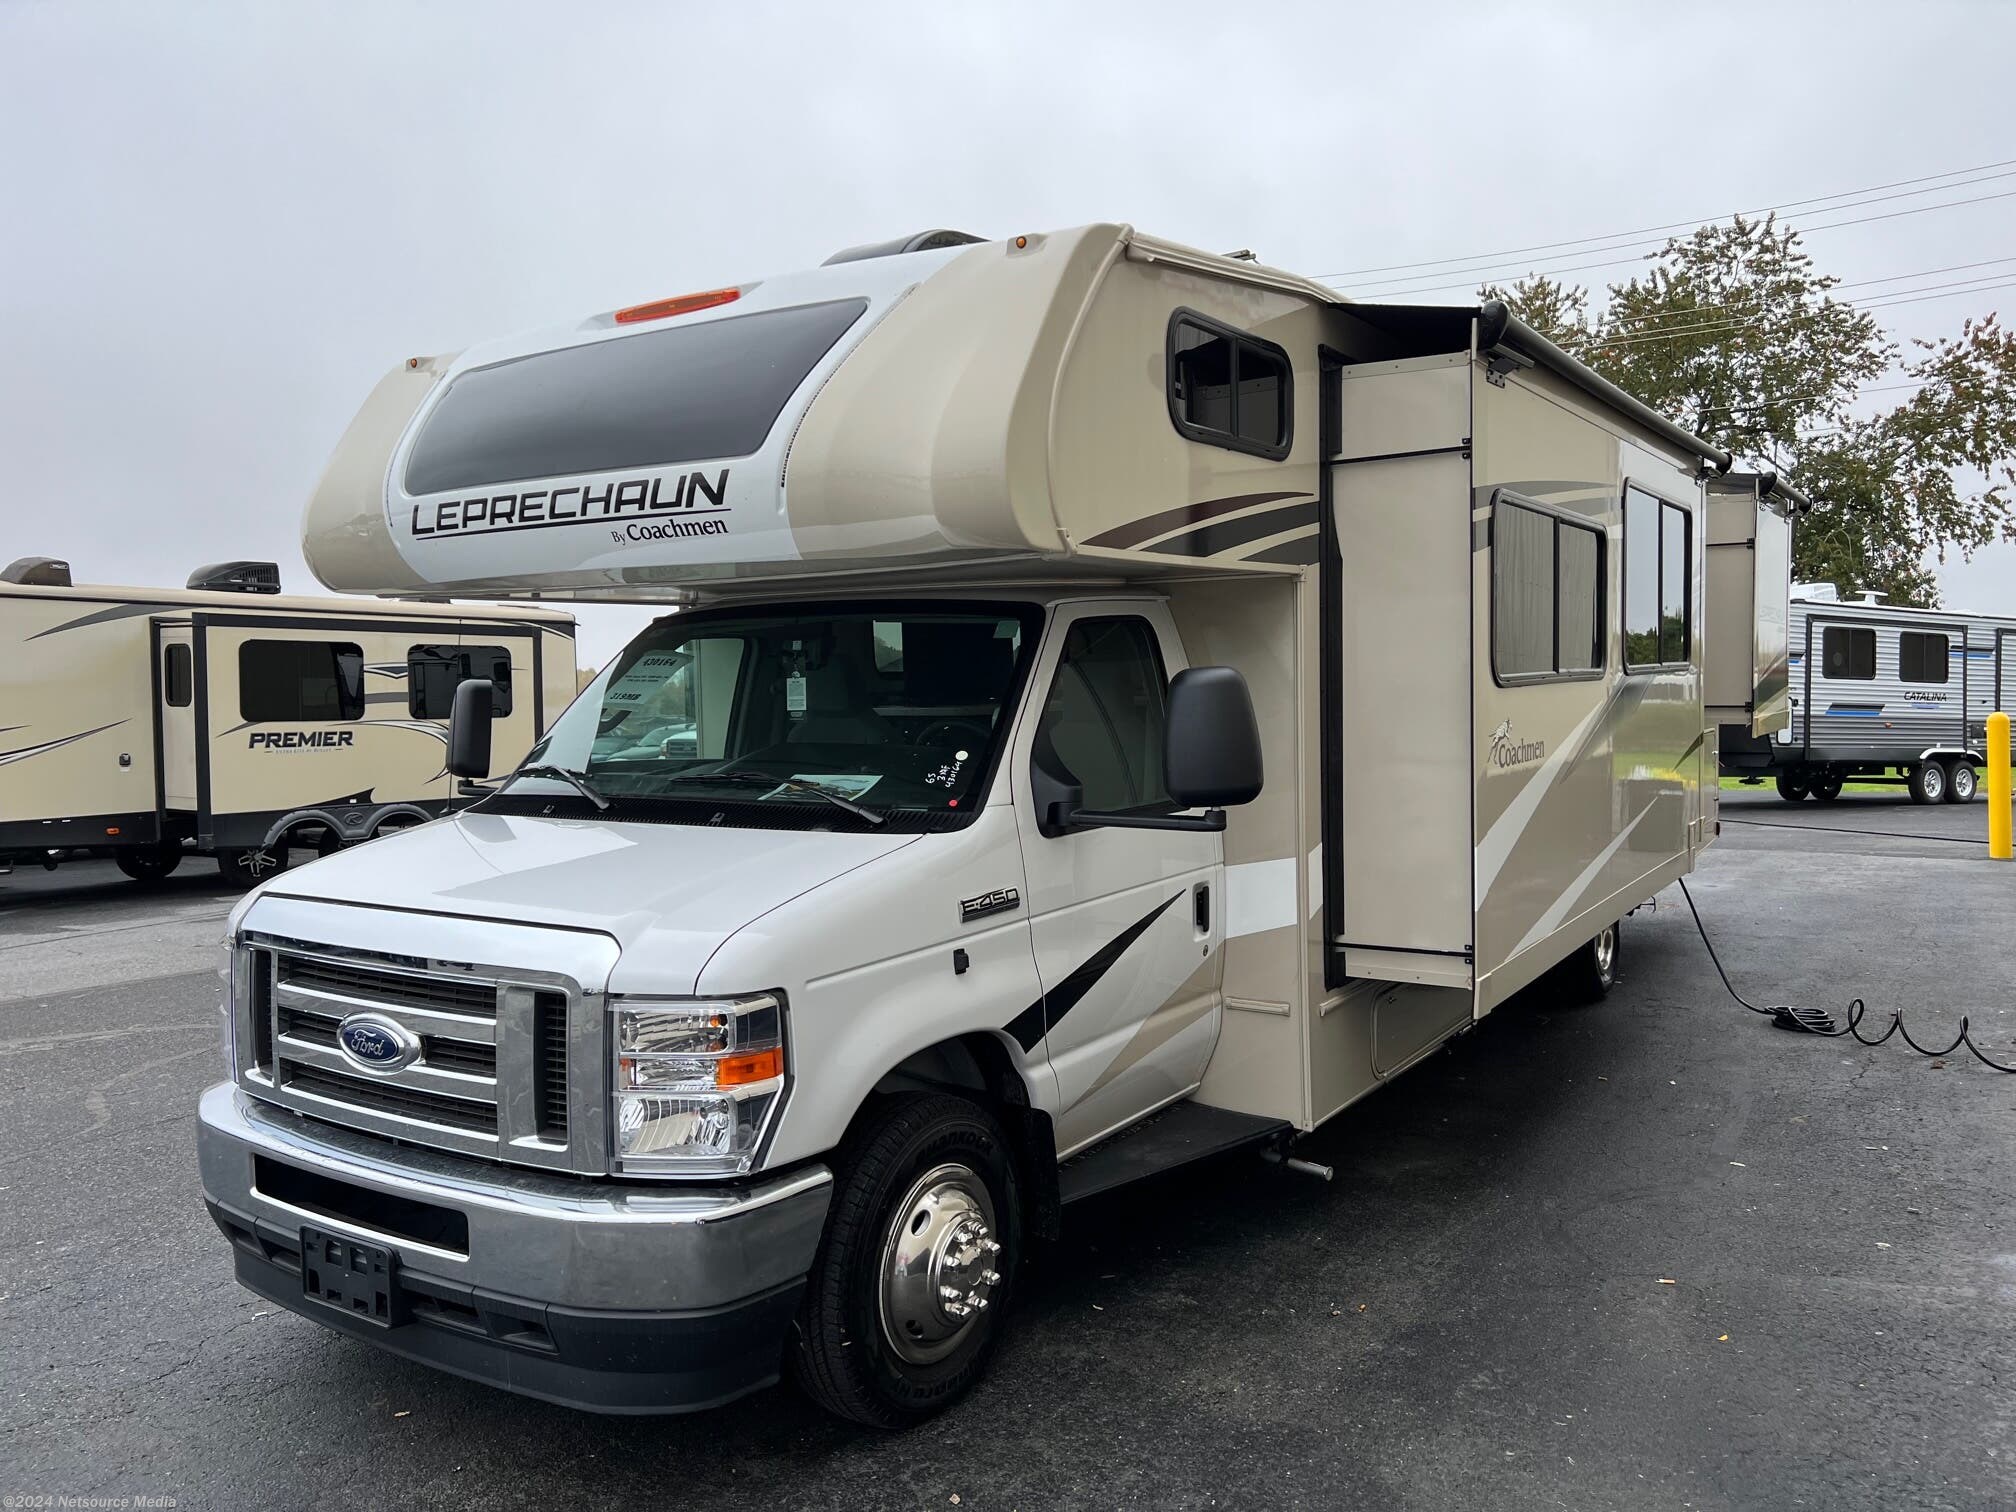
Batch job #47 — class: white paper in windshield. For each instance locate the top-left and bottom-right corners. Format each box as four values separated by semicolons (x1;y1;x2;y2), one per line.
762;774;881;802
604;650;686;709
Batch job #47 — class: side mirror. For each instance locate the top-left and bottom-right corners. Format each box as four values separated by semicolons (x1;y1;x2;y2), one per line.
1165;666;1263;808
447;678;495;779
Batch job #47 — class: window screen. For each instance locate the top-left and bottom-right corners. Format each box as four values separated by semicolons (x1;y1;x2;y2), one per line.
1899;631;1950;684
163;643;192;708
1033;618;1171;813
1624;487;1691;668
1822;626;1877;680
239;641;363;722
1168;312;1292;459
409;644;513;719
403;299;869;496
1494;498;1603;680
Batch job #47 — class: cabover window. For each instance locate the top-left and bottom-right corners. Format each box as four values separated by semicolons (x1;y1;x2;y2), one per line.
409;644;513;719
1899;631;1950;684
1167;311;1292;460
403;299;870;496
1493;496;1604;682
1822;626;1877;680
239;640;363;722
1623;487;1692;669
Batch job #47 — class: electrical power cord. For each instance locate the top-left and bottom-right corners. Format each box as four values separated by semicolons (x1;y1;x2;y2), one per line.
1719;816;1987;846
1676;875;2016;1073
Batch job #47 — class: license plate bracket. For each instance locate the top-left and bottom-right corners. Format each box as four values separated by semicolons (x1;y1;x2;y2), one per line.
300;1227;404;1327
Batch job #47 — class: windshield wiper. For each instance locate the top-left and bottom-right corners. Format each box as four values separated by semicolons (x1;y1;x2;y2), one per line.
503;762;612;811
658;769;887;826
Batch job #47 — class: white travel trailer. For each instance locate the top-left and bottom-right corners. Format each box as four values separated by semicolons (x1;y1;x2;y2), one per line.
0;557;578;883
1718;578;2014;803
197;224;1792;1425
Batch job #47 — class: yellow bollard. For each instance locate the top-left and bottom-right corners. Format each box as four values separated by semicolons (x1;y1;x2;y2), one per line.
1991;711;2012;860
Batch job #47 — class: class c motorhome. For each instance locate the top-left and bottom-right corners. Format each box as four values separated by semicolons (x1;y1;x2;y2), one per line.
0;557;578;884
197;223;1793;1425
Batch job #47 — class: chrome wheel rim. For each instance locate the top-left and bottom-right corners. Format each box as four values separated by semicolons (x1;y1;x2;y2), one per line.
878;1162;1001;1366
1923;765;1945;799
1593;925;1617;981
1953;765;1976;799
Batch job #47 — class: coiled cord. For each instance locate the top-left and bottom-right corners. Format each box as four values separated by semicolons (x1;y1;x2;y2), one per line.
1676;875;2016;1073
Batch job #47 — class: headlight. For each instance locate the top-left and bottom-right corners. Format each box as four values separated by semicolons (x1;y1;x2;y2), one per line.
610;994;785;1176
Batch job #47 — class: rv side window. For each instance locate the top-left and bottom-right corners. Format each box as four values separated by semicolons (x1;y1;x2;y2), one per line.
408;644;513;719
163;643;193;708
1167;311;1292;460
1822;626;1877;680
1899;631;1950;684
1033;617;1172;814
1624;487;1691;669
1492;497;1604;681
239;640;364;722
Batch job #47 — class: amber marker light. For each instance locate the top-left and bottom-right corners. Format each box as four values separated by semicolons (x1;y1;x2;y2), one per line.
613;287;741;325
715;1046;785;1086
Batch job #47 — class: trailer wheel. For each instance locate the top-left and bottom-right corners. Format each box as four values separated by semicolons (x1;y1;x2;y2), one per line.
1809;771;1844;803
1774;771;1809;802
216;846;289;887
113;844;182;883
1908;761;1945;805
792;1092;1019;1427
1944;761;1977;803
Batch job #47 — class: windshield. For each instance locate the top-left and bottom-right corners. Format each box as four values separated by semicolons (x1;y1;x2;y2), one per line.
508;604;1036;826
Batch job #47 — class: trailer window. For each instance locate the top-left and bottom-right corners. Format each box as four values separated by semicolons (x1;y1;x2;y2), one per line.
408;644;513;719
1822;626;1877;680
403;298;870;496
239;640;364;722
1167;311;1292;460
1034;617;1172;814
1624;487;1691;669
1493;497;1604;681
1899;631;1950;684
163;643;192;708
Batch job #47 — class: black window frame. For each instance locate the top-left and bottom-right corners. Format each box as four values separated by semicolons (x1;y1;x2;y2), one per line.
1622;483;1694;673
237;639;365;723
408;643;514;720
1490;491;1608;686
1165;308;1294;462
1898;630;1950;685
1031;614;1176;818
163;642;193;708
1821;625;1878;682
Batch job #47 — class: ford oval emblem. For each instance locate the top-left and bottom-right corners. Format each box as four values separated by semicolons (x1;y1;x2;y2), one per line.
336;1012;420;1072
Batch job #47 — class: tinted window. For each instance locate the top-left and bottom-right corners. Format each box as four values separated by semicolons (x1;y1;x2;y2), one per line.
163;643;192;708
1660;503;1689;662
1168;312;1292;458
1900;631;1949;684
239;641;363;722
1495;498;1603;680
1557;523;1602;672
1033;618;1170;812
404;299;869;496
1625;488;1691;668
1822;626;1876;680
409;644;513;719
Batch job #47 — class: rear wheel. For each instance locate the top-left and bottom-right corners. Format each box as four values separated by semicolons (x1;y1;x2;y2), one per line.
1908;761;1945;805
216;846;289;887
1945;761;1978;803
1810;771;1844;803
792;1093;1019;1427
1774;771;1809;802
1559;921;1620;1003
113;844;182;883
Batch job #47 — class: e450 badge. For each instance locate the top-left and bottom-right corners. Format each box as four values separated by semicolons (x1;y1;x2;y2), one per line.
959;887;1021;924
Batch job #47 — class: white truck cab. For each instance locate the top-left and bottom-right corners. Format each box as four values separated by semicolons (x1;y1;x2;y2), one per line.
199;224;1788;1424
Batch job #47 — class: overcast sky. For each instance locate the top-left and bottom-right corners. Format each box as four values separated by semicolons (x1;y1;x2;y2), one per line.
4;0;2013;668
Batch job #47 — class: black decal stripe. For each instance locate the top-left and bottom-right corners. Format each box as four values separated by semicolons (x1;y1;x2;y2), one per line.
1150;501;1321;560
1084;492;1305;550
27;603;162;640
1678;730;1705;765
1242;530;1320;566
0;721;127;766
1005;894;1181;1051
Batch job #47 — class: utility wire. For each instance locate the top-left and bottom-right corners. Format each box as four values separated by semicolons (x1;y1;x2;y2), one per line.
1595;255;2016;336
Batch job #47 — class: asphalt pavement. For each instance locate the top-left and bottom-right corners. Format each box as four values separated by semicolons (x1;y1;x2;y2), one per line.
3;794;2013;1510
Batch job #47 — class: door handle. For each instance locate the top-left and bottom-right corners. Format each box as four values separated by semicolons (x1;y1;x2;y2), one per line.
1193;882;1211;934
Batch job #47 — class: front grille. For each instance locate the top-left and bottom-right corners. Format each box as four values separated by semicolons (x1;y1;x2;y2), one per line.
277;955;497;1017
284;1065;498;1134
422;1037;497;1077
533;991;568;1140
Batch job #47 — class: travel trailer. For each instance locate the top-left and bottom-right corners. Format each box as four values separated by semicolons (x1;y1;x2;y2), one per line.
197;224;1793;1426
1718;580;2014;803
0;557;578;884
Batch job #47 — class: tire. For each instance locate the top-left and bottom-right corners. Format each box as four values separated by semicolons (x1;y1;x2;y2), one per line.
114;844;183;882
216;846;289;887
1908;761;1945;805
1810;771;1844;803
1945;761;1978;803
1774;771;1809;802
1560;920;1620;1003
792;1092;1020;1427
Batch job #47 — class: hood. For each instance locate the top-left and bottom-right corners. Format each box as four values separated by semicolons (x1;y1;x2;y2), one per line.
257;811;919;994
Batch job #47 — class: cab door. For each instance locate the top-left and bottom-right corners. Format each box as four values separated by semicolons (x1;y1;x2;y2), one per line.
1011;602;1225;1156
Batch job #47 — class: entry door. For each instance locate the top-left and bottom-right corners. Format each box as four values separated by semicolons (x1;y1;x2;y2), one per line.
1011;603;1225;1156
156;623;198;812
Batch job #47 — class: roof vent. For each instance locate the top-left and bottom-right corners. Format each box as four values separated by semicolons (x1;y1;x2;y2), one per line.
188;561;282;595
1855;590;1888;605
822;229;987;267
2;556;72;587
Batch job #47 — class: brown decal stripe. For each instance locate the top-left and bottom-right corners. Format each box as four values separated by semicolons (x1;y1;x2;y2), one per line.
1243;531;1320;566
1149;500;1321;560
1084;491;1305;550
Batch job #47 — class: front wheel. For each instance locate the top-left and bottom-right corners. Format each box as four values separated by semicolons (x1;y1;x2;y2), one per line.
216;846;289;887
792;1093;1019;1427
114;844;183;882
1774;771;1809;802
1945;761;1978;803
1908;761;1946;805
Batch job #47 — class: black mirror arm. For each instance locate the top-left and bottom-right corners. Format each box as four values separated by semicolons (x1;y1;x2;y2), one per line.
1062;807;1227;834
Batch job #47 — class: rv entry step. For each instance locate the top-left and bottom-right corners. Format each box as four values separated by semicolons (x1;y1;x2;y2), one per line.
1057;1100;1291;1205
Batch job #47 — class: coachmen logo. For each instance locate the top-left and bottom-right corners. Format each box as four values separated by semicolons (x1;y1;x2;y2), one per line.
336;1012;421;1073
1488;718;1546;769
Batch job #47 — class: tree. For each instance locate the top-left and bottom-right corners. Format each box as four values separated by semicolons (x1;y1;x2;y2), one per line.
1481;215;2016;605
